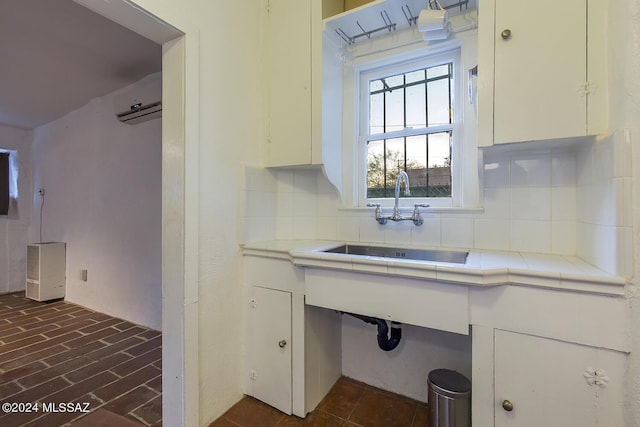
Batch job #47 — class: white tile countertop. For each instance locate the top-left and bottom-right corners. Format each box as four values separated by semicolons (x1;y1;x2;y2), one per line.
241;240;628;296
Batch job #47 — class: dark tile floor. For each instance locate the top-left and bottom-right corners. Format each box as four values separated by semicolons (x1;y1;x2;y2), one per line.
209;377;429;427
0;292;162;427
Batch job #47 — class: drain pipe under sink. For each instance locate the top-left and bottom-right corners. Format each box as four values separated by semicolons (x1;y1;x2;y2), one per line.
341;312;402;351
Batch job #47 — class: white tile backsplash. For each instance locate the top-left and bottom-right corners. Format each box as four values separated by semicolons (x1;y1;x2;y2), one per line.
277;192;294;216
293;170;317;193
241;129;632;275
359;217;385;244
510;220;551;253
483;153;510;188
441;217;474;248
411;216;441;247
316;216;338;240
337;216;360;242
510;151;552;187
383;220;413;245
511;187;551;220
293;192;317;217
551;187;577;221
276;170;295;193
474;218;510;251
551;221;576;255
551;149;577;187
481;187;511;219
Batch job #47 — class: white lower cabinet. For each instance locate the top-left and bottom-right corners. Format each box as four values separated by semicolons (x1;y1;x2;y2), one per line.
249;285;292;414
494;330;626;427
243;255;342;417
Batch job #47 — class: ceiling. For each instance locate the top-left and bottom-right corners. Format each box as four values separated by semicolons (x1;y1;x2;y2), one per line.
0;0;162;129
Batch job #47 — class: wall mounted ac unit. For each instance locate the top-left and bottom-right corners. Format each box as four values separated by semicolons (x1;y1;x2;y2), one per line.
115;77;162;125
26;242;66;302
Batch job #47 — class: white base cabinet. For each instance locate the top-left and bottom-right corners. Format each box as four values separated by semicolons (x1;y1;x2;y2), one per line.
494;330;626;427
248;285;292;414
243;255;341;417
243;246;629;424
470;285;628;427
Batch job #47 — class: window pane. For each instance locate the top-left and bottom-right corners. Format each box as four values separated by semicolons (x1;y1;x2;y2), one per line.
405;69;425;84
385;88;404;132
427;64;449;79
385;138;405;191
427;78;451;126
406;135;427;197
370;80;383;92
367;140;385;198
370;92;384;135
428;132;451;167
405;83;426;129
384;74;403;89
427;132;451;197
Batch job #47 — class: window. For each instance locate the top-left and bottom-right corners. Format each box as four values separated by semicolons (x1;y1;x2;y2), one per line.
358;50;463;208
0;150;18;216
0;152;8;215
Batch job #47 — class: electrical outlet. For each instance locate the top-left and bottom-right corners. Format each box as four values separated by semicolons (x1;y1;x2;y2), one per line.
38;188;45;196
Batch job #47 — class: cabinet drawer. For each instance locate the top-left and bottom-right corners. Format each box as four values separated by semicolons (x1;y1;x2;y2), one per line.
305;268;469;335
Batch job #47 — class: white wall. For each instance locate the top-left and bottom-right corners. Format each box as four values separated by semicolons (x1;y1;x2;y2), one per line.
125;1;264;425
342;316;471;402
30;74;162;330
0;124;32;294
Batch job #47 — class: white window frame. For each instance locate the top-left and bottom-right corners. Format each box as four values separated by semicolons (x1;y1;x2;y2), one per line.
358;50;461;208
340;31;479;211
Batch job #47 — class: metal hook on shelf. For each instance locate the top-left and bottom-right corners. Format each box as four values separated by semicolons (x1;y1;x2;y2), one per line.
380;10;394;32
440;0;470;11
335;9;397;46
356;21;370;39
402;5;418;26
335;27;354;45
428;0;445;10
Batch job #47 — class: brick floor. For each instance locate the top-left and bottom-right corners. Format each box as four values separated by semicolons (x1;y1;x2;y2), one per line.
209;377;429;427
0;292;162;427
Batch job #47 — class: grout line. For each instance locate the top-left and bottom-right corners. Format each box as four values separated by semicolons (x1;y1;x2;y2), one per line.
409;404;418;427
219;417;243;427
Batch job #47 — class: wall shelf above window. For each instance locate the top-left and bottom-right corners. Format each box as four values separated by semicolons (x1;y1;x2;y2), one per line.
323;0;475;45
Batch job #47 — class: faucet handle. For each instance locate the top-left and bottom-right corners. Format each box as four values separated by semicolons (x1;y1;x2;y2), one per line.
412;204;429;226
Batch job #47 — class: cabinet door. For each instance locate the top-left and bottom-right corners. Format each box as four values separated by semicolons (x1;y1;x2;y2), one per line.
494;330;625;427
493;0;586;144
265;0;312;166
250;286;292;414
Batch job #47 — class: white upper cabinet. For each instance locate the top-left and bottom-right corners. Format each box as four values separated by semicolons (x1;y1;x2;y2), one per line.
478;0;608;146
264;0;313;166
263;0;343;193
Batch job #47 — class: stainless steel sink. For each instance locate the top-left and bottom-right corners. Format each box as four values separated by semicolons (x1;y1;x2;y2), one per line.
323;244;468;264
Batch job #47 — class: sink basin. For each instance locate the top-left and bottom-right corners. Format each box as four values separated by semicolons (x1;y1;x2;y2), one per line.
323;244;468;264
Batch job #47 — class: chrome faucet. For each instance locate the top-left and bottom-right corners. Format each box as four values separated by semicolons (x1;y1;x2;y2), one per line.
393;171;410;220
366;170;429;226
